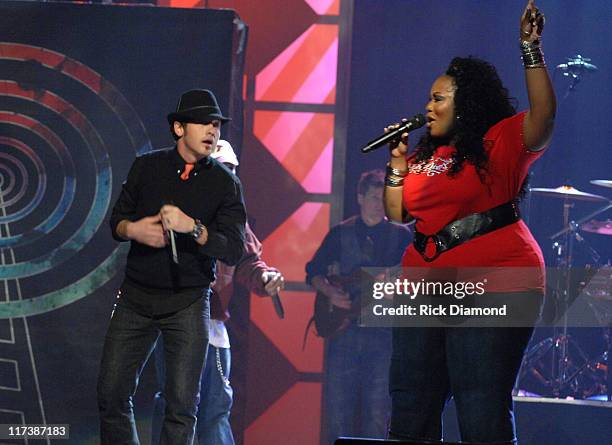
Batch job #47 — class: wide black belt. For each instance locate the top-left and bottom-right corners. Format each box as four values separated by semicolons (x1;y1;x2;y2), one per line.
413;200;521;262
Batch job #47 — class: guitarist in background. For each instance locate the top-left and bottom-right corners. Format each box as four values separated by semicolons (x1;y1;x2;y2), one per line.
306;169;411;444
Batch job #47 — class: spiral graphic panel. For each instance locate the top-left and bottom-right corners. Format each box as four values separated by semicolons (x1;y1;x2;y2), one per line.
0;43;150;317
0;38;150;440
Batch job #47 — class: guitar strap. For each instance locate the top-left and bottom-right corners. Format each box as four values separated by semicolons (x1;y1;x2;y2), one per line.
340;219;405;298
339;219;359;275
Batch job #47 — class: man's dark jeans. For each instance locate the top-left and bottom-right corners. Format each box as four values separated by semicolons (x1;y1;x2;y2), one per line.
97;295;210;445
324;324;392;444
152;341;235;445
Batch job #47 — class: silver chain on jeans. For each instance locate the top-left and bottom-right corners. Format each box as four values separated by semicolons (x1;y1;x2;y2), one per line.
215;346;230;386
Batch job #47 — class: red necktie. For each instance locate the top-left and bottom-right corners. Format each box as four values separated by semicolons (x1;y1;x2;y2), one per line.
180;163;194;181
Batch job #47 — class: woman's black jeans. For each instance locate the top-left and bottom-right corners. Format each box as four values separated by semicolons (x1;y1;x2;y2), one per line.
388;291;542;444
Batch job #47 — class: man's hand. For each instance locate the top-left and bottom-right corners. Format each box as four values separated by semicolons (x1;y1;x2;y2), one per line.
326;286;351;309
159;205;195;234
312;275;352;310
122;215;166;248
261;270;285;296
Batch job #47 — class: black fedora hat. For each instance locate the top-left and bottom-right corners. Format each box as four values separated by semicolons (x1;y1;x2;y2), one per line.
167;89;231;125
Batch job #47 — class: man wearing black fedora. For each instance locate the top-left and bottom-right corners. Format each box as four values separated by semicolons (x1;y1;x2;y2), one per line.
98;89;246;445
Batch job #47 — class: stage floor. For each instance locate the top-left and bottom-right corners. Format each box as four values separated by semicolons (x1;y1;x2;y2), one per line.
442;395;612;444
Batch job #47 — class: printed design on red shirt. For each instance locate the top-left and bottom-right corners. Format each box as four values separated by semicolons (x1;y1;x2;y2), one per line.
407;156;454;176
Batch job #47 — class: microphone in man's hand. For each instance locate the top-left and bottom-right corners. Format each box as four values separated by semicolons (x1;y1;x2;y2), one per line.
264;273;285;319
160;200;179;264
361;114;426;153
271;292;285;319
168;229;178;264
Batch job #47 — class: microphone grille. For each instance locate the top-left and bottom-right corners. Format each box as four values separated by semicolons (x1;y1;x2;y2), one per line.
413;113;427;127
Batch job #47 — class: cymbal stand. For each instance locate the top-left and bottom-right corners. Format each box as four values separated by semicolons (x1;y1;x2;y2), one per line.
519;199;596;397
550;200;612;240
552;201;611;397
549;199;576;396
607;327;611;401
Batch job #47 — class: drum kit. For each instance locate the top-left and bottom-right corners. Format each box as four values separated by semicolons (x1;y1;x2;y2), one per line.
518;180;612;400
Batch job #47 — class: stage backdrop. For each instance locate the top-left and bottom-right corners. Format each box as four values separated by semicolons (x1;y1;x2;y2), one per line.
0;1;245;443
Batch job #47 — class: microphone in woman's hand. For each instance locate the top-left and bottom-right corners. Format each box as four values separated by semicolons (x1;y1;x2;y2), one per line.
361;114;426;153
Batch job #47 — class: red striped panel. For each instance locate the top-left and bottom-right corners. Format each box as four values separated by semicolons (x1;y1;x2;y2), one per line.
244;382;322;445
254;110;333;193
305;0;340;15
250;290;323;373
261;202;330;283
256;24;338;104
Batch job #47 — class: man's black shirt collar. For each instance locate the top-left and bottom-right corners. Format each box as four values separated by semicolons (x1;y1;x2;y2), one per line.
170;146;212;174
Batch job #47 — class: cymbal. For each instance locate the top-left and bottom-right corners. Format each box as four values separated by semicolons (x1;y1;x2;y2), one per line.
530;185;608;202
591;179;612;188
581;220;612;235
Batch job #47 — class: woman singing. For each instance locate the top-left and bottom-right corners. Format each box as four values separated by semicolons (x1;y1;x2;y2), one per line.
382;1;555;443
